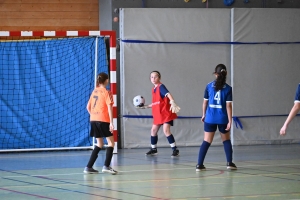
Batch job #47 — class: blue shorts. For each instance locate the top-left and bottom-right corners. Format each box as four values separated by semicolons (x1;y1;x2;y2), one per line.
204;122;229;134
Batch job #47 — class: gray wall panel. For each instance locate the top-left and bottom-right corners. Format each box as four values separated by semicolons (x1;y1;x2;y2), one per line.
120;8;231;148
121;43;231;116
233;44;300;116
120;8;300;148
234;8;300;42
232;8;300;145
233;117;300;145
120;8;231;42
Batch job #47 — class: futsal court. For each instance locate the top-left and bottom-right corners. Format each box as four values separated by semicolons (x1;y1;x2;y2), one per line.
1;3;300;200
1;144;299;200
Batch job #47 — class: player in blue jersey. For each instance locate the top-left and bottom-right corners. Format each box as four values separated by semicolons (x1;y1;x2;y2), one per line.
280;83;300;135
196;64;237;171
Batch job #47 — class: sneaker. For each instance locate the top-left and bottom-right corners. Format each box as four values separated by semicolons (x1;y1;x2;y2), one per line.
227;162;237;170
171;149;179;157
196;164;206;172
102;166;118;175
145;148;158;156
83;167;99;174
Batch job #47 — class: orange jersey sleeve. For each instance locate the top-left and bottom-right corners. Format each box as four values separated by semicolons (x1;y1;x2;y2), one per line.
88;87;114;123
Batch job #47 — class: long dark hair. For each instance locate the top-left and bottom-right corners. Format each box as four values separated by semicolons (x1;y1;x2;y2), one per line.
214;64;227;91
96;72;108;86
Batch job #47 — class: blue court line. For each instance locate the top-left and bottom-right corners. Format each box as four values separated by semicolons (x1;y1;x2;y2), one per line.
121;40;300;45
122;114;300;130
2;177;119;200
0;169;168;200
0;187;58;200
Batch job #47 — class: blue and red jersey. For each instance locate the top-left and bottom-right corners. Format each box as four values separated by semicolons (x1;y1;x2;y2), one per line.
152;84;177;125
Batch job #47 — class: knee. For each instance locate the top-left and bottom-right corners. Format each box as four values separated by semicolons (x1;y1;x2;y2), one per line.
151;129;158;136
107;141;115;148
109;143;115;148
221;133;231;141
204;139;213;144
163;130;171;137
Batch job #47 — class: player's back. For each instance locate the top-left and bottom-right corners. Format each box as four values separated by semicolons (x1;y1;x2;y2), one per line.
89;87;113;123
204;81;232;124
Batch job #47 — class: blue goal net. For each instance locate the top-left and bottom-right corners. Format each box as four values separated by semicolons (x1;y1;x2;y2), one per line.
0;37;108;150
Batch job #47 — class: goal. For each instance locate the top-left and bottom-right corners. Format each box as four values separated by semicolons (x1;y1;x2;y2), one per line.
0;31;117;152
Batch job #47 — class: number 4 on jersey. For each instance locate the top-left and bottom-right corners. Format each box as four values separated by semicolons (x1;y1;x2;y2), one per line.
214;91;221;104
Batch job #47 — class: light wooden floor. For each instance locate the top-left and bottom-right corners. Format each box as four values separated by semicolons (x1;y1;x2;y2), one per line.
1;144;300;200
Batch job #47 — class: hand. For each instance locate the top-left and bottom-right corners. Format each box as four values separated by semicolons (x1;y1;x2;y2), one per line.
201;115;205;122
169;100;180;113
225;123;231;131
280;125;287;136
109;123;114;133
135;105;148;109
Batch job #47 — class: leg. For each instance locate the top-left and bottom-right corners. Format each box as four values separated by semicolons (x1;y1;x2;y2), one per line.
197;131;215;165
104;136;114;167
150;124;160;148
219;126;237;170
84;137;104;173
220;132;232;163
196;122;217;171
146;125;160;155
102;136;118;174
163;123;179;157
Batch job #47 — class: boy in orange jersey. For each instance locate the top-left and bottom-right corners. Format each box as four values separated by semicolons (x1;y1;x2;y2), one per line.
84;72;117;175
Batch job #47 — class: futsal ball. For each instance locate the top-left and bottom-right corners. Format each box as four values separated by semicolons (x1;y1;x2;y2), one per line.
133;95;145;107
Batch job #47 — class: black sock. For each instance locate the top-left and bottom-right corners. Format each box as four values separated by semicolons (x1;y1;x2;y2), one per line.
104;147;114;167
86;146;101;168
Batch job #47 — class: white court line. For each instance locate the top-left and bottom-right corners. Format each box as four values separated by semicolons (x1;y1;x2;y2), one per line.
2;163;300;178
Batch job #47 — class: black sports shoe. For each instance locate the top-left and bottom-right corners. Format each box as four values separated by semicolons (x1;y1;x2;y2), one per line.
83;167;99;174
145;148;158;156
171;149;179;157
227;162;237;170
196;164;206;172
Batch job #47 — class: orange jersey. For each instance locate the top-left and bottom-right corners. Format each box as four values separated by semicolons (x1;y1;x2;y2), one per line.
87;87;114;123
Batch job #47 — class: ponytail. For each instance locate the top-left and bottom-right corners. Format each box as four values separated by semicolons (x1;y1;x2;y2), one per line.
214;64;227;91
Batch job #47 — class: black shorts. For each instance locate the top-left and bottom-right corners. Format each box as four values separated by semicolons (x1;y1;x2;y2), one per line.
158;120;174;126
90;121;113;138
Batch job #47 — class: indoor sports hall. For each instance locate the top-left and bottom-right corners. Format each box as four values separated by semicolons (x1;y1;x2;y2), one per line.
1;1;300;199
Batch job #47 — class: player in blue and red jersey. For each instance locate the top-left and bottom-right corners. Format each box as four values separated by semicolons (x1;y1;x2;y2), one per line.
196;64;237;171
139;71;181;157
280;83;300;135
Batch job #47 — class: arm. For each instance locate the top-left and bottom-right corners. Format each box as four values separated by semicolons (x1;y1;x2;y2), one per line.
226;102;233;130
280;103;300;135
166;93;174;101
167;93;180;113
108;104;114;133
201;99;208;122
86;100;91;114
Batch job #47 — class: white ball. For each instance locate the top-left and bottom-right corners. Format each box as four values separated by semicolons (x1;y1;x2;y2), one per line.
133;95;145;107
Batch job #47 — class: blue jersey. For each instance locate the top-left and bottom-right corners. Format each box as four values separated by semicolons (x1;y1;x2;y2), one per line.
295;83;300;103
153;84;169;99
204;81;232;124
